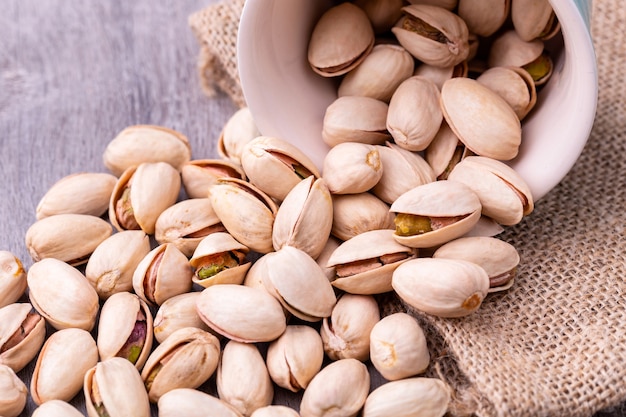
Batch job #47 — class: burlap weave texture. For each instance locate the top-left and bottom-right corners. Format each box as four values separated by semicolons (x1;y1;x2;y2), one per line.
189;0;626;416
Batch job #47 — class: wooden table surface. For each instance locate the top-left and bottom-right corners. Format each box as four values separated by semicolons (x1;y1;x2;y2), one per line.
1;1;625;416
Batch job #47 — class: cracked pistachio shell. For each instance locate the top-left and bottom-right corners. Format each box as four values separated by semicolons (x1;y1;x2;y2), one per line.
35;172;117;220
181;159;245;199
31;328;98;405
332;193;395;241
141;327;220;403
441;77;522;161
196;284;287;343
241;136;320;202
387;76;443;152
477;66;537;120
353;0;404;34
132;243;194;306
209;178;278;254
84;357;150;417
369;312;430;380
338;43;414;101
321;294;380;361
272;176;333;259
433;236;520;292
390;180;482;248
158;388;243;417
0;251;27;308
261;246;337;322
327;229;416;294
362;377;450;417
27;258;99;331
307;3;375;77
424;121;472;180
266;325;324;392
457;0;510;37
154;293;212;344
189;232;251;288
322;96;391;147
373;142;436;204
448;156;534;225
103;125;191;177
97;292;154;370
323;142;382;194
300;359;370;417
32;400;84;417
155;198;226;257
109;162;181;235
512;0;560;42
392;4;469;67
217;341;273;416
406;0;457;9
0;364;27;417
85;230;151;299
218;107;261;165
392;258;490;317
25;213;113;266
0;303;46;373
251;406;300;417
413;61;468;90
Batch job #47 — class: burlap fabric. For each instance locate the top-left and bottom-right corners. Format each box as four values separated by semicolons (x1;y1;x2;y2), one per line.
189;1;626;416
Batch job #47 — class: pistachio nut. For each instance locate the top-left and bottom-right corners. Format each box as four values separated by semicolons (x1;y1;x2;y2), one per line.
0;364;27;417
251;406;301;417
433;236;520;292
412;61;468;90
373;142;436;204
332;193;395;241
25;213;113;266
322;96;391;147
217;341;274;416
392;258;490;317
84;357;151;417
441;77;522;161
321;294;380;361
447;156;534;225
196;284;287;343
181;159;245;199
457;0;510;37
218;107;261;165
97;291;154;370
327;229;416;294
141;327;220;402
477;66;537;120
353;0;404;34
31;328;98;405
362;377;450;417
85;230;151;299
189;232;251;288
0;251;27;308
272;176;333;259
424;121;472;180
323;142;382;194
27;258;99;331
300;358;370;417
132;243;194;306
338;43;414;101
392;4;469;67
512;0;560;41
369;312;430;380
387;76;443;152
316;236;342;281
209;178;278;254
0;303;46;373
307;2;375;77
390;180;482;248
153;292;212;344
103;124;192;177
35;172;117;219
158;388;243;417
155;198;227;257
32;400;84;417
109;162;181;234
488;30;553;85
266;325;324;392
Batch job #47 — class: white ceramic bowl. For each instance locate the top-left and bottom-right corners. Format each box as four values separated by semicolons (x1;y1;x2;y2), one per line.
237;0;597;201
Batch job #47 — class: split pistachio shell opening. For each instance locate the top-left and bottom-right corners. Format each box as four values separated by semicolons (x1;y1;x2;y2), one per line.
189;232;251;288
0;303;46;373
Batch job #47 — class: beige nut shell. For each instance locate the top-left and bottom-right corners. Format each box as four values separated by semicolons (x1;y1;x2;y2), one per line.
0;303;46;373
189;232;251;288
0;251;27;309
158;388;243;417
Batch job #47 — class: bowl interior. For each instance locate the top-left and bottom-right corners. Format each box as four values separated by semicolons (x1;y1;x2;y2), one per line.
237;0;597;201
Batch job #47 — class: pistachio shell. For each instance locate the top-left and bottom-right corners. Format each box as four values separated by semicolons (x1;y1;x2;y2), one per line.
323;142;383;194
189;232;251;288
36;172;117;219
353;0;404;34
27;258;99;331
25;213;113;266
31;328;98;405
362;377;450;417
153;292;212;344
412;61;468;90
307;3;375;77
316;236;342;280
181;159;245;199
103;125;191;176
251;406;301;417
0;303;46;373
457;0;510;37
218;107;261;165
488;30;544;69
406;0;457;9
158;388;243;417
322;96;391;147
332;193;395;241
0;251;27;309
32;400;84;417
512;0;559;41
424;121;471;180
0;364;27;417
477;66;537;120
